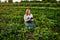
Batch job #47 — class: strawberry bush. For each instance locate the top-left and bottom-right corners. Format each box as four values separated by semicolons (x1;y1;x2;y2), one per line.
0;6;60;40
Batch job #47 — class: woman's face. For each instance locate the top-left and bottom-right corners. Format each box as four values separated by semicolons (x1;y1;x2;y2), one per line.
26;9;30;15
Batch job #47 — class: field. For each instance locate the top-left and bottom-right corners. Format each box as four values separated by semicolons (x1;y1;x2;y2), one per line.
0;6;60;40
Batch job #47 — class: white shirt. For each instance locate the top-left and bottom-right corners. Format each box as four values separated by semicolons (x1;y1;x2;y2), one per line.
24;14;33;22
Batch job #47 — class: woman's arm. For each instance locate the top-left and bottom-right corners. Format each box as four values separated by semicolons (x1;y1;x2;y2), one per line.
30;14;34;21
24;15;30;22
24;18;30;22
30;17;34;21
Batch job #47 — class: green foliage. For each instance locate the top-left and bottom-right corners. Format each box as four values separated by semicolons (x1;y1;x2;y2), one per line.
0;6;60;40
8;0;12;3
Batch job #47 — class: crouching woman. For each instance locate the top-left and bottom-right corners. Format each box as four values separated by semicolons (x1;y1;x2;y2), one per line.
24;9;35;29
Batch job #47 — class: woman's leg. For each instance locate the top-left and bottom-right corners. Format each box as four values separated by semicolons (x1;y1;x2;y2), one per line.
30;22;35;28
28;22;35;32
25;22;31;26
25;22;35;31
25;22;35;27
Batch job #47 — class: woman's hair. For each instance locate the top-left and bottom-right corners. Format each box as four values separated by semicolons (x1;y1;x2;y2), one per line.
25;8;30;15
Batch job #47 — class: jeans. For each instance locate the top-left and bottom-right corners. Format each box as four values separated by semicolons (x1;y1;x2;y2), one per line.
25;21;35;29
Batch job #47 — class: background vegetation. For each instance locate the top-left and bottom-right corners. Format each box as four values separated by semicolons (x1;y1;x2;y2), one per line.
0;6;60;40
0;0;60;40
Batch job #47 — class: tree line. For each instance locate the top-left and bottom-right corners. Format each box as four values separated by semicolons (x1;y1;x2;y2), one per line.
0;0;60;3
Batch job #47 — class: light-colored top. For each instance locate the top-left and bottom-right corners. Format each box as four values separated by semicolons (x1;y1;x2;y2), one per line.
24;14;33;22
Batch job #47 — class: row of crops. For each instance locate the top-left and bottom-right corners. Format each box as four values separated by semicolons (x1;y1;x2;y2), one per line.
0;3;60;7
0;6;60;40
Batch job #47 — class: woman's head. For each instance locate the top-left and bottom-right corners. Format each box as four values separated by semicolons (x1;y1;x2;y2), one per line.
26;9;30;15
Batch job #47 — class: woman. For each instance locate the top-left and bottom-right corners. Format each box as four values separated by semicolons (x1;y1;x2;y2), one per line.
24;9;35;29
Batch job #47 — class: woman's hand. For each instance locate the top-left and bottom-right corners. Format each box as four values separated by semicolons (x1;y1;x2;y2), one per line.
24;17;33;22
30;17;34;21
30;19;33;21
25;18;30;22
